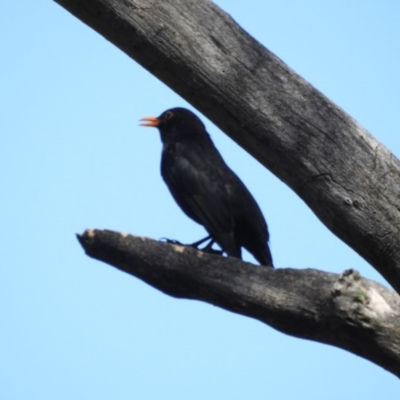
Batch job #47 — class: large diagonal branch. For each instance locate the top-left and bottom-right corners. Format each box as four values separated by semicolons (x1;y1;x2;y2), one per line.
55;0;400;292
77;229;400;377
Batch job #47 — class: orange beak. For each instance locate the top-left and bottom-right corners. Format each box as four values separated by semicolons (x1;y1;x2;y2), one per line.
139;116;160;127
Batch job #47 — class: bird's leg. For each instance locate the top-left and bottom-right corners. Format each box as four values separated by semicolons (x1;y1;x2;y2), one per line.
190;235;212;248
160;235;222;255
191;236;224;255
199;238;224;256
160;235;211;248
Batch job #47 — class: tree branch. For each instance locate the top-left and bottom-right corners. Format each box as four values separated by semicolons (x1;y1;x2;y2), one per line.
77;229;400;378
55;0;400;293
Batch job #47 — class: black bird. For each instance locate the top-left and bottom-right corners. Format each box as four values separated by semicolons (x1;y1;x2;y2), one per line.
140;108;273;267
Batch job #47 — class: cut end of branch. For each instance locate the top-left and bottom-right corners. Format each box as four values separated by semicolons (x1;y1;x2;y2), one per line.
76;229;97;251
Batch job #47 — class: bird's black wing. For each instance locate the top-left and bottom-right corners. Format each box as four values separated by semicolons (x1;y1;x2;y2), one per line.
161;141;238;254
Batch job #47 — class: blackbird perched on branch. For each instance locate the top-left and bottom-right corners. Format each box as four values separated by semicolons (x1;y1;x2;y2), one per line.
140;108;273;267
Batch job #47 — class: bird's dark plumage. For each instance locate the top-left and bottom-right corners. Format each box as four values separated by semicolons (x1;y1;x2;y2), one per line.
140;108;273;267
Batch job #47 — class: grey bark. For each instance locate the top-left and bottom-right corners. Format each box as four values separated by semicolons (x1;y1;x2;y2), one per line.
54;0;400;293
55;0;400;376
77;229;400;378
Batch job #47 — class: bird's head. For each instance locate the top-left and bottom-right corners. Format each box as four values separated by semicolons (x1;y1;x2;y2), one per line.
140;108;207;143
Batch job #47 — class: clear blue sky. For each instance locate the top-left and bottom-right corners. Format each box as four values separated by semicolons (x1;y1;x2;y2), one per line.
1;1;399;398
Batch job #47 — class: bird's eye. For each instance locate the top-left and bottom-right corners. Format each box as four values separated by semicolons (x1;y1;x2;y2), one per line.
165;111;174;120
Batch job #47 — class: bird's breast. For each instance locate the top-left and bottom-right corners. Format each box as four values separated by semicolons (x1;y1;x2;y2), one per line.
162;143;192;173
